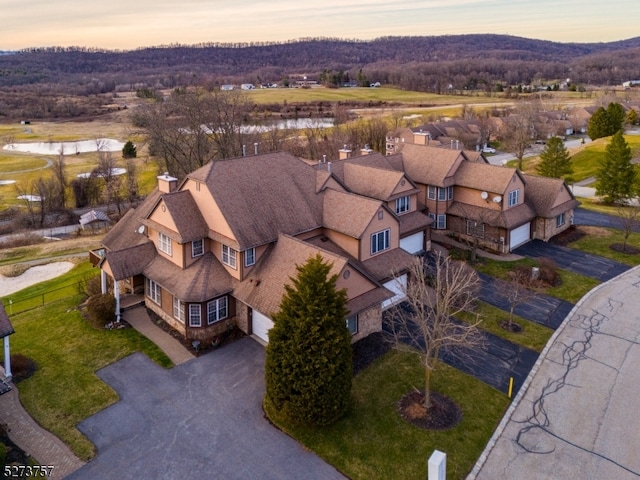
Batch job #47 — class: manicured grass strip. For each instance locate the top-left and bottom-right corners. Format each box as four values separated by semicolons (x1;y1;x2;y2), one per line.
265;350;509;480
475;257;599;303
7;284;172;460
458;301;553;352
567;227;640;266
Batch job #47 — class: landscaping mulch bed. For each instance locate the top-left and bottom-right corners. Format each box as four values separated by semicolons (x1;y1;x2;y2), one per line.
352;332;392;375
397;389;462;430
499;320;522;333
0;423;32;468
610;243;640;255
146;309;245;357
550;226;586;246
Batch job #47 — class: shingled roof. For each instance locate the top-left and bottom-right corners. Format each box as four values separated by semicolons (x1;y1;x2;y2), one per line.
102;189;161;252
522;174;580;218
447;201;536;229
322;189;387;239
103;242;156;281
146;190;208;244
143;252;233;303
0;303;14;338
234;234;349;317
454;161;521;194
188;152;322;250
395;143;463;187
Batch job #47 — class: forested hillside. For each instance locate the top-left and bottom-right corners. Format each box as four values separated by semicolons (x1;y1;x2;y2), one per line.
1;35;640;94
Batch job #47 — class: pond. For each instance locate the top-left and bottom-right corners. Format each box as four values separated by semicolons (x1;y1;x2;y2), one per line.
2;139;125;155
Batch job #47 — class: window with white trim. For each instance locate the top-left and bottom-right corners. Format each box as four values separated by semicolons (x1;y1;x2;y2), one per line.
207;297;228;325
429;213;447;230
371;229;390;255
173;297;185;323
158;232;172;256
556;212;565;227
192;239;204;257
395;196;410;214
428;186;436;200
189;304;201;327
245;248;255;267
222;244;237;269
146;278;161;304
346;315;358;335
508;189;520;207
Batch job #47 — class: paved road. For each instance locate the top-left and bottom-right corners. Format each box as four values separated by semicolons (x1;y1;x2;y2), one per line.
514;240;631;282
68;340;344;480
574;207;640;232
479;272;574;330
471;265;640;480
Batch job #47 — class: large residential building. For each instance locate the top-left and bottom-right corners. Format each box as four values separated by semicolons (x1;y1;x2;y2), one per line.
93;144;577;345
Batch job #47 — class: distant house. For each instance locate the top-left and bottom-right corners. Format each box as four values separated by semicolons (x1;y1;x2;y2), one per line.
220;85;234;91
240;84;255;90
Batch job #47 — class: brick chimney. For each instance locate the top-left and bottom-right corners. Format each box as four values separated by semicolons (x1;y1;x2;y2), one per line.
157;173;178;193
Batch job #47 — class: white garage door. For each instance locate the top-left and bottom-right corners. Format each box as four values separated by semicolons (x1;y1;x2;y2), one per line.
252;309;273;344
382;274;407;310
510;222;531;250
400;232;424;254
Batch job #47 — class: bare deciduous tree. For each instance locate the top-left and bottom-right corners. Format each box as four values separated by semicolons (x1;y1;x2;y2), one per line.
500;102;540;170
499;268;536;331
616;204;640;252
387;254;483;409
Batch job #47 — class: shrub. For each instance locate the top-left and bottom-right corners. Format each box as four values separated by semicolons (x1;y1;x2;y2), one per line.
80;275;104;297
86;294;116;328
537;257;559;286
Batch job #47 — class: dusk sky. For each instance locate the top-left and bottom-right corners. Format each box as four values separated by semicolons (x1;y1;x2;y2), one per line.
0;0;636;50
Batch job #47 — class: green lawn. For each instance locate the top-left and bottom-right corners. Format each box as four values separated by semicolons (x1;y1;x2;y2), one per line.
567;227;640;266
2;263;172;460
265;350;509;480
458;302;553;352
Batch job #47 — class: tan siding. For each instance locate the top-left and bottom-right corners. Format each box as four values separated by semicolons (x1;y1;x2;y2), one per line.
360;210;399;261
324;229;359;258
148;199;178;232
455;186;503;210
183;179;236;242
336;267;376;300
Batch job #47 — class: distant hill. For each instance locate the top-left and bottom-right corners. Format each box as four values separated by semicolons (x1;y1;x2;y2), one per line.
1;34;640;92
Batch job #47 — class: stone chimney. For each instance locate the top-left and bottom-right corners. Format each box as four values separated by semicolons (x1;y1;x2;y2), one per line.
338;144;352;160
157;172;178;193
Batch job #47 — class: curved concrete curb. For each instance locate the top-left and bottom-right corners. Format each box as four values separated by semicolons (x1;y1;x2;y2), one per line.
467;263;640;479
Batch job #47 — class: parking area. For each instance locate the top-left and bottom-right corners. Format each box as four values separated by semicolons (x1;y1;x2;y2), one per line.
67;339;344;480
514;240;630;282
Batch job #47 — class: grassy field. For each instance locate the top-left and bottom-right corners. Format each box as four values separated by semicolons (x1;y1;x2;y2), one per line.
265;350;509;480
2;263;172;460
566;225;640;266
0;234;104;267
518;133;640;182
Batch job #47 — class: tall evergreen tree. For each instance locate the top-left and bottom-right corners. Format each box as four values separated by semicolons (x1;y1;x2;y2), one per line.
587;107;612;140
536;137;573;178
596;131;637;204
606;102;626;133
265;254;352;426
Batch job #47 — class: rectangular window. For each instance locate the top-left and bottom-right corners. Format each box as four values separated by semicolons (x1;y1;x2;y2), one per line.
192;239;204;258
222;245;237;269
346;315;358;335
146;278;161;305
173;297;185;323
395;196;410;214
207;297;228;325
429;214;446;230
508;189;520;207
245;248;255;267
437;187;447;201
189;304;201;327
158;232;172;256
371;229;390;255
466;220;485;238
556;213;566;227
428;186;436;200
447;185;454;200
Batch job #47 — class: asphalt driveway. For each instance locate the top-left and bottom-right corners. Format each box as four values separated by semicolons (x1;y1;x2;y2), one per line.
479;272;574;330
67;339;344;480
574;207;640;233
514;240;630;282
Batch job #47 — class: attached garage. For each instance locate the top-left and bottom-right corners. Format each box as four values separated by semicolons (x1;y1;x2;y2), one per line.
382;274;407;310
251;309;274;343
400;232;424;255
509;222;531;250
